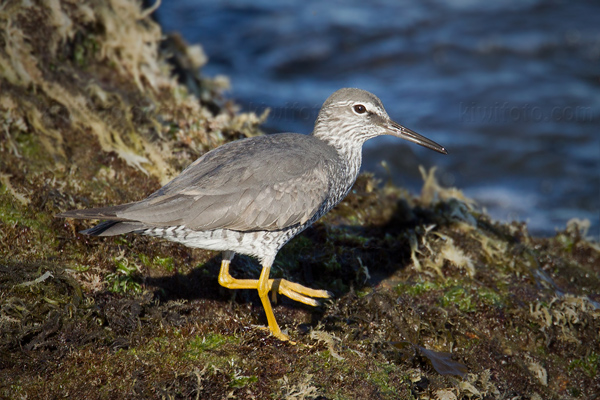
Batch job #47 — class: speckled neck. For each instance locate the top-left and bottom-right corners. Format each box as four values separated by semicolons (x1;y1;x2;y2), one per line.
312;112;367;192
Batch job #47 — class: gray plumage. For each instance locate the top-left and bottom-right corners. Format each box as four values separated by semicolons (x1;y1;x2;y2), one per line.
118;134;338;232
58;88;446;340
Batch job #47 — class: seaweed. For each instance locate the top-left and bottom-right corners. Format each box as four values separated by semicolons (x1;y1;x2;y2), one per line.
1;1;599;398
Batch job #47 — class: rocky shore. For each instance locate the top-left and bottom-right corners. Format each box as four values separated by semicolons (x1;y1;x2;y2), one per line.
1;1;598;398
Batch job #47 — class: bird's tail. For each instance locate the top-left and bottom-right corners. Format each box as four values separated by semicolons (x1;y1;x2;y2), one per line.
80;220;146;236
56;204;132;221
57;204;145;236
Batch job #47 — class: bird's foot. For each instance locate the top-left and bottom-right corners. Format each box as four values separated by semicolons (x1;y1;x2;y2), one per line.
218;261;331;307
271;279;332;307
255;325;295;343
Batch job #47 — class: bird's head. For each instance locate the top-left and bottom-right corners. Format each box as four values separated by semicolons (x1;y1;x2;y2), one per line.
313;88;447;154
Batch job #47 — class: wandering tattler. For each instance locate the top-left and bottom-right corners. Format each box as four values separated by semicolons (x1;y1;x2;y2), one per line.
58;88;447;341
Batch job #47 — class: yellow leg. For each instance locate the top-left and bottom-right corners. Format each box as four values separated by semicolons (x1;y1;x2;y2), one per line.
217;257;261;290
257;263;289;341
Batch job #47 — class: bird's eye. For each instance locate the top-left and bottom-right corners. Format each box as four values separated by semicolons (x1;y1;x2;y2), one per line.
353;104;367;114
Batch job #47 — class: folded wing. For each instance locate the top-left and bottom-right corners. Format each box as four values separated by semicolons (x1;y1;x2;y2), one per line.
60;134;338;233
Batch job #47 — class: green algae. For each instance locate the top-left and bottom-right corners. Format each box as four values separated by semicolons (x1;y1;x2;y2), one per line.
396;279;439;296
185;333;239;356
569;351;599;379
440;285;476;313
153;255;175;272
105;257;142;294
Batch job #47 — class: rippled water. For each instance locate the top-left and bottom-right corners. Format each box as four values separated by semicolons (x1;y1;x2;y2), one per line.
157;0;600;238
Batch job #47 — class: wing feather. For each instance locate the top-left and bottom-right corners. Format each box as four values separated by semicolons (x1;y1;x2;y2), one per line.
115;134;339;232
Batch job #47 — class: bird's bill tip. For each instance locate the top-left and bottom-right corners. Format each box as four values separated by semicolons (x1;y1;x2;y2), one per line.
387;121;447;154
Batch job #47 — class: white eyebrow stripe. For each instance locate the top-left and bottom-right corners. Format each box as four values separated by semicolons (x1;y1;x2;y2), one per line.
334;100;375;108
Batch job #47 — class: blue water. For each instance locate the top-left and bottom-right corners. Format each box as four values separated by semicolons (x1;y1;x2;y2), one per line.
157;0;600;238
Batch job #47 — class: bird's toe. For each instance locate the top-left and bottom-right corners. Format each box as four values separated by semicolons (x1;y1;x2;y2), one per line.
276;279;332;306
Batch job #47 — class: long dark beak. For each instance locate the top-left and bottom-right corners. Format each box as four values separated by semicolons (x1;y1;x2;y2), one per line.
386;120;447;154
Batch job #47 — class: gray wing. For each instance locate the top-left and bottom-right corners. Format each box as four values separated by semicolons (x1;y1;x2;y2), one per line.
116;134;338;231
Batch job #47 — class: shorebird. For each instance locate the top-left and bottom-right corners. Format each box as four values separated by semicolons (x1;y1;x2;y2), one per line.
58;88;447;341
